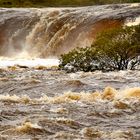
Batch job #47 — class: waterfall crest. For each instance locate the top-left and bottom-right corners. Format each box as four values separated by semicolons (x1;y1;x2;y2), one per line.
0;4;140;58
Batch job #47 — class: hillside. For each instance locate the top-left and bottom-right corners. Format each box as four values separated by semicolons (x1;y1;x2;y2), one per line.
0;0;139;7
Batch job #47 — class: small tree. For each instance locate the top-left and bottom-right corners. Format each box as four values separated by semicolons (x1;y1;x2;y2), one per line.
59;47;98;72
59;25;140;72
94;25;140;70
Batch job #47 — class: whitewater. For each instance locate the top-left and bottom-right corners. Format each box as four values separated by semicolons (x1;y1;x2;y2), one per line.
0;3;140;140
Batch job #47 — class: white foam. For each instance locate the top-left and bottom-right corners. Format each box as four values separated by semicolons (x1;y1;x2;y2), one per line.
125;16;140;26
0;57;59;68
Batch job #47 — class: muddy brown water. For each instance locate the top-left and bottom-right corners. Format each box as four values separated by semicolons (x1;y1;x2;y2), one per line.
0;3;140;140
0;68;140;140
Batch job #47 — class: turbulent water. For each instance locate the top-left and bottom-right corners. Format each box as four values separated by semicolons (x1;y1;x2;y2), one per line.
0;3;140;140
0;4;140;58
0;68;140;140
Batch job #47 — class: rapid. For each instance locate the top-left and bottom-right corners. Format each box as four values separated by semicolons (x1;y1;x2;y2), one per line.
0;3;140;140
0;69;140;139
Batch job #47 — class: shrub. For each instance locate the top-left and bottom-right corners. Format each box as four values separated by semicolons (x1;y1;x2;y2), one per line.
59;47;98;72
59;25;140;72
94;25;140;70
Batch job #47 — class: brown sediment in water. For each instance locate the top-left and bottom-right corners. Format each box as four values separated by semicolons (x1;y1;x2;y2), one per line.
7;66;18;71
123;88;140;98
0;87;139;105
109;130;134;139
0;95;31;104
114;100;129;109
0;70;139;139
52;131;76;139
102;86;117;100
39;87;140;104
81;127;102;138
65;80;86;87
35;66;49;70
16;122;44;135
0;77;9;82
51;107;69;114
0;4;139;140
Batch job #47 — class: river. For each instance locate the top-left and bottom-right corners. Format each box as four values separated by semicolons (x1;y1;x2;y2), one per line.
0;3;140;140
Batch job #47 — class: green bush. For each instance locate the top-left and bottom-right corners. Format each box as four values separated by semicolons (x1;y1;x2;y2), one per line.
59;25;140;72
59;47;98;72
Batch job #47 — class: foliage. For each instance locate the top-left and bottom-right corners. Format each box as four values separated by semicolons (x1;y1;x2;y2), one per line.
59;47;98;72
94;25;140;70
59;25;140;72
0;0;139;7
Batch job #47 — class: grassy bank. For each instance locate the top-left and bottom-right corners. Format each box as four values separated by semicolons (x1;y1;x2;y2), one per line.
0;0;139;7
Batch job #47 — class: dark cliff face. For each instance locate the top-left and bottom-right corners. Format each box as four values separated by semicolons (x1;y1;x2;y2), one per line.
0;4;140;58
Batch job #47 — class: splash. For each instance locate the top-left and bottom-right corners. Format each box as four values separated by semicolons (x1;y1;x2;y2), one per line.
16;122;42;134
47;87;140;104
125;16;140;26
0;57;59;68
0;87;139;104
122;88;140;98
81;127;102;138
0;94;31;104
50;107;68;114
109;130;134;139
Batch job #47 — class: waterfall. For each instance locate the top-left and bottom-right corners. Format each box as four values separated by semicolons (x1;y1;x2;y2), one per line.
0;4;140;58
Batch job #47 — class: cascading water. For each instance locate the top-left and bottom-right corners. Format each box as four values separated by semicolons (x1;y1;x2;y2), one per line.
0;4;140;140
0;4;140;59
